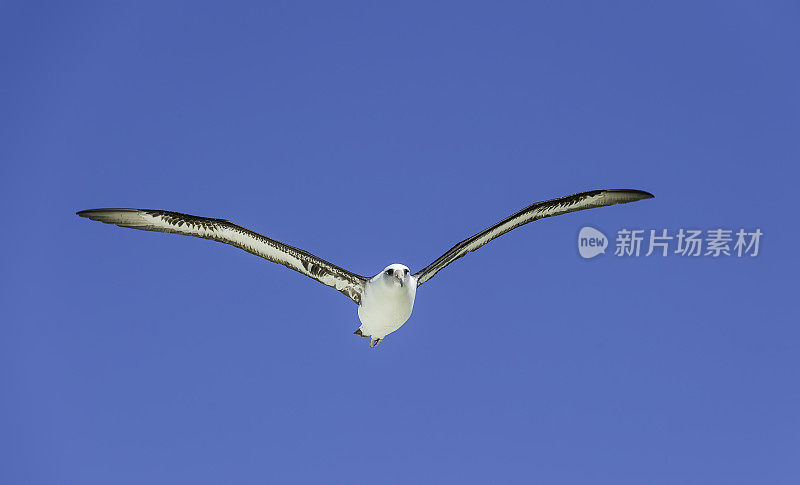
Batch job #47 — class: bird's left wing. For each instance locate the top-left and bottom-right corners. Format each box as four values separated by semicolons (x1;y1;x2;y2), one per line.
77;208;368;304
413;189;654;286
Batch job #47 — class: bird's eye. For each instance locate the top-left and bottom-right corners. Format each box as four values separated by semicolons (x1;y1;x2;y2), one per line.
404;269;409;274
385;269;393;275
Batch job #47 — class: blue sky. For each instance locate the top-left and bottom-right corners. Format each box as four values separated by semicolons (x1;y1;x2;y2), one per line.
2;1;798;483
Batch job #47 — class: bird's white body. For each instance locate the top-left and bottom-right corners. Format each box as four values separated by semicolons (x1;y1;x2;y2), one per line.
357;264;417;345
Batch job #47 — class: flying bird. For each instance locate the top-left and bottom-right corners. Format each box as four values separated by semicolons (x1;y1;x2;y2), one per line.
77;189;653;347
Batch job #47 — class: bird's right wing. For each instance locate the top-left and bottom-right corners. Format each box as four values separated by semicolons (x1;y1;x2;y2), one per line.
77;208;368;305
413;189;654;286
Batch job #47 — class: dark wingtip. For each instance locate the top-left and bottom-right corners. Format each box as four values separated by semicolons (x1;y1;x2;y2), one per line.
633;189;655;199
605;189;655;200
76;209;110;220
630;190;656;199
77;208;139;219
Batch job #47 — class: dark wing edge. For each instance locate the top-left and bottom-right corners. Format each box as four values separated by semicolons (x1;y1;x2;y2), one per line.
76;208;368;305
413;189;654;287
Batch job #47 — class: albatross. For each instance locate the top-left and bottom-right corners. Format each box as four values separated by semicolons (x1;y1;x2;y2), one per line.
77;188;653;347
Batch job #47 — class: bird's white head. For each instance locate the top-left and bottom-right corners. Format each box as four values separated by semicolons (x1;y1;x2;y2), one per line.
379;263;411;288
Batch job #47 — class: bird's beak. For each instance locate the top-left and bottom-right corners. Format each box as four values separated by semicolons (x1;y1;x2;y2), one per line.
394;273;404;287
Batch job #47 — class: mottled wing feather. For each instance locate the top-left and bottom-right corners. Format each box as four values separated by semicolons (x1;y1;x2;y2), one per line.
77;208;367;304
413;189;654;286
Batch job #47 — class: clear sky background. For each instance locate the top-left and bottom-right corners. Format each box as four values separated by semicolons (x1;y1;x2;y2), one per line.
2;1;798;483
